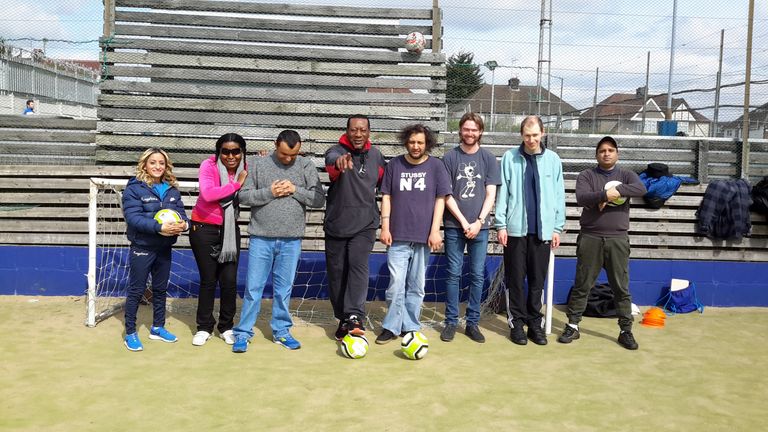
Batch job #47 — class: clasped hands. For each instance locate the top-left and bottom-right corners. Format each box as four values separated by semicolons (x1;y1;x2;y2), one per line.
271;179;296;198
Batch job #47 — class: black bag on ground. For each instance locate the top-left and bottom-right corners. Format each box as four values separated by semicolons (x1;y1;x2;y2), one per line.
566;283;617;318
751;176;768;216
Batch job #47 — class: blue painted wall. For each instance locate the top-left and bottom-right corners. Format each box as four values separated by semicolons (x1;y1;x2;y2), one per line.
1;245;766;306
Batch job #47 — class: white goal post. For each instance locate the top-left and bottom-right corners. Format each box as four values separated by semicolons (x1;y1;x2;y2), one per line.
85;177;198;327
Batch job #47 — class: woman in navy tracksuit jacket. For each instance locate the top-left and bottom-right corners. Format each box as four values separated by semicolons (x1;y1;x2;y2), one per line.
122;148;188;351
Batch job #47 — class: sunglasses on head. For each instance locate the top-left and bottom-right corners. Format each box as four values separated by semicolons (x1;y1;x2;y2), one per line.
220;148;242;156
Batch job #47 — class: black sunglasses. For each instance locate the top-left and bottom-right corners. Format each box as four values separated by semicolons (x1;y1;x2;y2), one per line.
220;148;242;156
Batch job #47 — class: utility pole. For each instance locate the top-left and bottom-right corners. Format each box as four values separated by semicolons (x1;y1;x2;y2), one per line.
431;0;442;53
741;0;755;179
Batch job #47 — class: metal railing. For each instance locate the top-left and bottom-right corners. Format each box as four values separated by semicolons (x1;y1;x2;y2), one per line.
0;44;98;106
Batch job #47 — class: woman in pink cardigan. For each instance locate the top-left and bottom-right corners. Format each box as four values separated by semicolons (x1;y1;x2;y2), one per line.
190;133;248;346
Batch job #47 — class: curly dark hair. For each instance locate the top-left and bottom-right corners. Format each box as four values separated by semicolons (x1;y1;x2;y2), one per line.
398;123;437;152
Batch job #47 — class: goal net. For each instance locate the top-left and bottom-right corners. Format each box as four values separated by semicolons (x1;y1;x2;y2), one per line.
477;251;556;335
86;177;522;330
86;177;201;326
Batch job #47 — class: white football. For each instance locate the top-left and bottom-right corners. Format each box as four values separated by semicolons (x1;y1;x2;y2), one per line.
604;180;626;206
404;32;426;54
340;334;369;359
401;331;429;360
154;208;183;224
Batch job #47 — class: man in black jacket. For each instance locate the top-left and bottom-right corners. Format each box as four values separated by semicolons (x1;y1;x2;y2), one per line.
324;115;386;340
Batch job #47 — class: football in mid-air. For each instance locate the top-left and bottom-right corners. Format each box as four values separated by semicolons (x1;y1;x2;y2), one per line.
401;331;428;360
340;334;369;359
604;180;626;206
154;208;183;224
404;31;426;54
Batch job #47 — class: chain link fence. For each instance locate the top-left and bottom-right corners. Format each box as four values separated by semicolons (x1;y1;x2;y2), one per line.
439;1;766;140
0;0;765;172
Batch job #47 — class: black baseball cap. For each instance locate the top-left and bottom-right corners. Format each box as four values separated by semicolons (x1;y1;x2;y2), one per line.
596;136;618;151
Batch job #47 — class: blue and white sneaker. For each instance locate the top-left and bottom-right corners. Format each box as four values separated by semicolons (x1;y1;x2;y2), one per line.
149;326;178;343
232;334;249;353
273;334;301;350
124;333;143;352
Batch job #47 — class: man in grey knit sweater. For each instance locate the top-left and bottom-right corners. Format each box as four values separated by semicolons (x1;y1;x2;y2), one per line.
232;130;325;353
558;136;646;350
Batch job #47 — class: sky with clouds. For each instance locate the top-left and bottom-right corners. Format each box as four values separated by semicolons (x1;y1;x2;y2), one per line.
1;0;765;120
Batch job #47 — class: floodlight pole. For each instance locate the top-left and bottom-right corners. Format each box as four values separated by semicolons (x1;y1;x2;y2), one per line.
741;0;754;179
665;0;678;120
712;30;724;137
591;68;599;134
641;51;650;134
485;61;498;132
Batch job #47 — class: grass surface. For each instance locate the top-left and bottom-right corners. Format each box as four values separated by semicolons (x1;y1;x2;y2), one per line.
0;296;766;432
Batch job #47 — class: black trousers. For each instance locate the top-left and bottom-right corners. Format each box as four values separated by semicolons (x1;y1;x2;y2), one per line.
189;221;240;334
503;234;551;327
325;228;376;321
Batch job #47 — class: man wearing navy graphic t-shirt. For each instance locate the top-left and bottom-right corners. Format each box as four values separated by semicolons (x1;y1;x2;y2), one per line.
375;124;452;345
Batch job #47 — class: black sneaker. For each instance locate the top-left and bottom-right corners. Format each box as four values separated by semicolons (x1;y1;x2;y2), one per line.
440;324;457;342
557;325;580;344
347;315;365;336
618;331;639;350
375;329;397;345
510;324;528;345
465;324;486;343
334;320;348;341
527;325;547;345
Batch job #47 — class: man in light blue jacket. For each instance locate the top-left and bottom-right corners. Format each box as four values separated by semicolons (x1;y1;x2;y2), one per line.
494;115;565;346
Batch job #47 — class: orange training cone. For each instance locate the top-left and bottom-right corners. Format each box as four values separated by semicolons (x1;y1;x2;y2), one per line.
641;307;667;328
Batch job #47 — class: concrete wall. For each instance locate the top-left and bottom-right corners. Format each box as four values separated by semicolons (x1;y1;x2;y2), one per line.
0;93;96;118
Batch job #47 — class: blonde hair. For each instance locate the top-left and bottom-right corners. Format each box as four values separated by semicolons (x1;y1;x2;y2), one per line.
135;148;179;188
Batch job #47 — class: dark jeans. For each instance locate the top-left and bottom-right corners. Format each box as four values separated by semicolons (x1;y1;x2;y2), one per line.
503;235;551;327
125;246;171;334
325;228;376;321
567;233;634;331
189;222;240;334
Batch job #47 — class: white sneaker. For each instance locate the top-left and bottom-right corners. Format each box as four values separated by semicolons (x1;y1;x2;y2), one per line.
192;331;211;346
220;329;236;345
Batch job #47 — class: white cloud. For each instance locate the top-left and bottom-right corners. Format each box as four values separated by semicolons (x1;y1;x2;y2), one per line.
0;5;70;40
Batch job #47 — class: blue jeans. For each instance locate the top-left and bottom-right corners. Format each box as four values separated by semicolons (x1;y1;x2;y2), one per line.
233;236;301;340
381;241;430;334
444;228;489;326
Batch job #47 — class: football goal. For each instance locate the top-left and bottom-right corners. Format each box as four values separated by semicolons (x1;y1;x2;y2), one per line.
85;177;200;327
86;177;553;332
